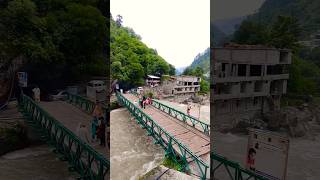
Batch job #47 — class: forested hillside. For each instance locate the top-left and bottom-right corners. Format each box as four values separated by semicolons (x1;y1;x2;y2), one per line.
189;48;210;76
0;0;107;102
247;0;320;39
110;15;175;88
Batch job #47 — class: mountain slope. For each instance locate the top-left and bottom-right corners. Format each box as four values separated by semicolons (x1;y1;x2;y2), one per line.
211;24;227;46
188;48;210;77
248;0;320;39
213;16;246;35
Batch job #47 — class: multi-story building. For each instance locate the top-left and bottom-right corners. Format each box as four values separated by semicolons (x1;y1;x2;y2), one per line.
145;75;161;87
211;45;292;127
162;75;201;96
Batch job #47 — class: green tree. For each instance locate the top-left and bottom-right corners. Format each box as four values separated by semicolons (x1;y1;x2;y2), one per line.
127;62;144;86
269;16;301;52
169;64;176;75
200;79;209;93
232;20;270;45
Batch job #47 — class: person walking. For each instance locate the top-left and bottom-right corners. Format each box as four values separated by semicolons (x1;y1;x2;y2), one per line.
32;86;40;102
91;117;99;142
97;117;106;147
77;123;90;144
187;104;191;115
142;95;146;109
92;102;103;118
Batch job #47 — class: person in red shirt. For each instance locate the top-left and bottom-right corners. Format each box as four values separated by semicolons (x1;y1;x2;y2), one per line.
246;148;256;171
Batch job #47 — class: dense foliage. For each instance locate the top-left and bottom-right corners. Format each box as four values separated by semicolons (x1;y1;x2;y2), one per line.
0;0;108;89
110;16;175;87
233;16;301;52
247;0;320;39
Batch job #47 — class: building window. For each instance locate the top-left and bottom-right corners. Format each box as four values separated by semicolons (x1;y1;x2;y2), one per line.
238;64;247;76
254;81;263;92
253;97;259;105
250;65;262;76
240;82;246;93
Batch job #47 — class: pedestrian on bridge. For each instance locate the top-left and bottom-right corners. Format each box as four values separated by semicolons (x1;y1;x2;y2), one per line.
187;104;191;115
91;117;99;142
97;117;106;147
32;86;40;102
77;123;90;144
93;102;103;118
142;95;146;109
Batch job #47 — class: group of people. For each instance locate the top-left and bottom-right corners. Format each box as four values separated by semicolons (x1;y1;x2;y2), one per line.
139;95;152;109
77;102;107;148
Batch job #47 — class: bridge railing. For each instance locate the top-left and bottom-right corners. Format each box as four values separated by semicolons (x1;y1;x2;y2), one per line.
19;94;109;179
66;93;96;114
151;99;210;136
66;93;108;119
211;152;268;180
117;92;209;180
130;92;210;136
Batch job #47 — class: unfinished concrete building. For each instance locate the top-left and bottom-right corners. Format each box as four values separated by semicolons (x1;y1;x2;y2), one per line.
162;75;201;96
211;45;292;127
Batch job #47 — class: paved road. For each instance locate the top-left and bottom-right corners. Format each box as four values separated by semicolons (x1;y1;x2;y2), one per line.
39;101;108;157
123;94;210;167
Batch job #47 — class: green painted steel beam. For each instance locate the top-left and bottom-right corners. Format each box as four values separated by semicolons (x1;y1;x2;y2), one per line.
19;94;109;180
116;92;209;180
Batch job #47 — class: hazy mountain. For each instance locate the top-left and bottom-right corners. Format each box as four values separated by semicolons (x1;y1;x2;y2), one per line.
211;24;227;46
188;48;210;77
175;66;186;75
213;16;247;35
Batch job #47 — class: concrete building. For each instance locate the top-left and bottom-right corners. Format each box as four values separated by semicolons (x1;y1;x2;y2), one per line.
162;75;201;96
146;75;161;87
211;45;292;127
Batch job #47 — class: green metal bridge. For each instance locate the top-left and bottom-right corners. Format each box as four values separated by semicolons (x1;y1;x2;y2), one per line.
117;92;268;180
17;91;267;180
19;94;109;179
117;92;210;179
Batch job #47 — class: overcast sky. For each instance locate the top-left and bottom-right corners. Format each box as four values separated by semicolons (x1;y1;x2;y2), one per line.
111;0;210;68
110;0;265;68
212;0;265;21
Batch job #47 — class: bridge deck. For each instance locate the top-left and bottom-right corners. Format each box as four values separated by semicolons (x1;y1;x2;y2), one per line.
123;94;210;162
39;101;108;157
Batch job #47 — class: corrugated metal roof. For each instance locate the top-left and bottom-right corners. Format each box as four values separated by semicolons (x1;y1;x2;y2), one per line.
147;75;160;79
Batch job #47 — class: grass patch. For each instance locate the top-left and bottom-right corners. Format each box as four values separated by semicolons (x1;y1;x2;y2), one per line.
161;156;185;172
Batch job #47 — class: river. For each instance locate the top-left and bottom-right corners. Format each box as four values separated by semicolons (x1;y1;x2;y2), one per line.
0;144;76;180
110;108;165;180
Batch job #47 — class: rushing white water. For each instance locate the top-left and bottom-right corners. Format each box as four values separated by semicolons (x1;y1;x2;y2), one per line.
110;108;165;180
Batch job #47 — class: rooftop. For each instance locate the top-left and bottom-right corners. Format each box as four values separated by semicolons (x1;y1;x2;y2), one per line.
213;43;291;51
147;75;160;79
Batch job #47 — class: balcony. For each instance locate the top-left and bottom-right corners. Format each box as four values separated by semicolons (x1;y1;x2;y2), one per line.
212;74;289;83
